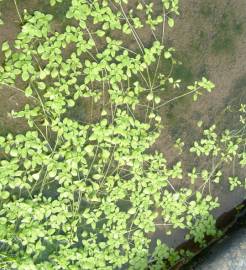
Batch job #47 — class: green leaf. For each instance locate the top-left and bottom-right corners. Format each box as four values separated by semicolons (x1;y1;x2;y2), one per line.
137;3;143;10
2;41;9;51
154;96;161;104
51;69;58;78
67;99;75;107
50;0;56;6
25;86;33;97
1;191;9;200
128;208;136;215
24;160;32;169
40;70;47;80
168;17;174;28
147;93;153;101
93;174;102;180
33;172;40;181
10;149;18;157
164;51;171;59
96;30;105;37
37;82;46;90
197;120;203;127
22;71;30;82
49;170;57;178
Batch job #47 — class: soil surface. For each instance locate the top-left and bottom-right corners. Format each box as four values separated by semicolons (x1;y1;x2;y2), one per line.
151;0;246;248
0;0;245;255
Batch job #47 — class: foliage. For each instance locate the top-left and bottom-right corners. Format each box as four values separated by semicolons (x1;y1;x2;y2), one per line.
0;0;245;269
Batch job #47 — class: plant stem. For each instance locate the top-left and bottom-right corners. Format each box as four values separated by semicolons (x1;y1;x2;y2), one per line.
156;88;200;109
13;0;23;24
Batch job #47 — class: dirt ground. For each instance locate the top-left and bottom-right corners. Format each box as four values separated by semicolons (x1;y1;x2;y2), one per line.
0;0;245;250
151;0;246;248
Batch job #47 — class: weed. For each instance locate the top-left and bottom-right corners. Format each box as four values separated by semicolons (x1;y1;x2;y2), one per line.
0;0;244;269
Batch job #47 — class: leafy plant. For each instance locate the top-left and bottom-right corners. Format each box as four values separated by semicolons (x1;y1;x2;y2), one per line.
0;1;244;269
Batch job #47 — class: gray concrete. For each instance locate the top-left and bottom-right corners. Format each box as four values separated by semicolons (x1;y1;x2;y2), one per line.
190;227;246;270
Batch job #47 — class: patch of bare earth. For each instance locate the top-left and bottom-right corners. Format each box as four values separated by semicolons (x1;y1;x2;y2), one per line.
151;0;246;248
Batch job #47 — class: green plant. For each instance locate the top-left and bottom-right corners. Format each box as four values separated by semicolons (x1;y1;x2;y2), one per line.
0;1;245;269
228;176;242;191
